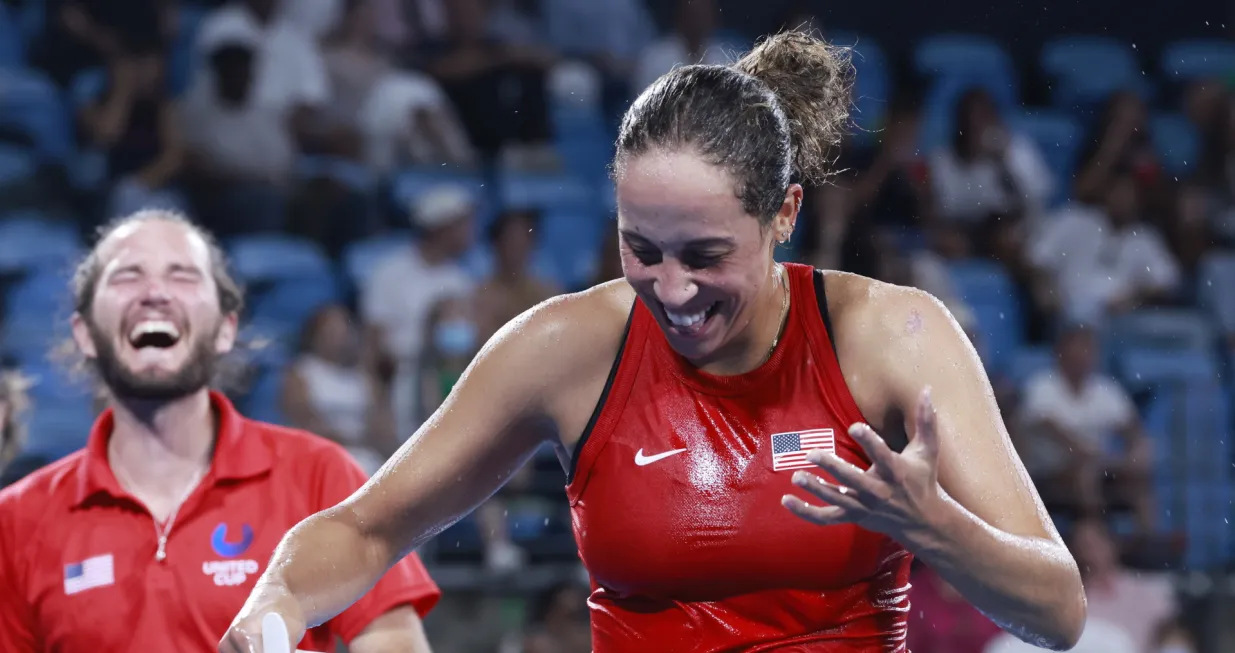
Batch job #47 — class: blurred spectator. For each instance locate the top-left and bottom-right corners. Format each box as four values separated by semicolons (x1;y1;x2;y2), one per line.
180;36;291;235
843;96;933;229
323;0;476;173
543;0;656;124
1194;93;1235;242
81;39;188;220
361;185;476;434
1016;324;1156;531
1073;91;1163;206
416;293;480;420
424;0;557;169
906;563;1002;653
475;209;561;340
417;292;531;573
980;213;1059;343
929;87;1053;227
519;582;592;653
195;0;360;158
1029;171;1180;324
1165;183;1219;305
632;0;729;93
31;0;171;86
281;304;397;475
0;370;30;476
1068;517;1178;652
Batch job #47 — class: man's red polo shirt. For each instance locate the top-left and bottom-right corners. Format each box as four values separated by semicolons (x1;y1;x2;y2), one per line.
0;391;441;652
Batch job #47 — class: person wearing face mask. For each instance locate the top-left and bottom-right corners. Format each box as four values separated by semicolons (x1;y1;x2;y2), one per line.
418;293;532;574
417;294;480;422
282;304;398;475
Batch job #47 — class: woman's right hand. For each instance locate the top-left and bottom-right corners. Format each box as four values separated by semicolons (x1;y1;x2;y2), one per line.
218;583;308;653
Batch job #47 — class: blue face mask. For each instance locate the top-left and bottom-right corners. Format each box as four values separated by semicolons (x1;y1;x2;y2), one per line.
433;320;477;357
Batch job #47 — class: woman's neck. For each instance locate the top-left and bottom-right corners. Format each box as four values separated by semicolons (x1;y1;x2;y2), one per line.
697;264;788;376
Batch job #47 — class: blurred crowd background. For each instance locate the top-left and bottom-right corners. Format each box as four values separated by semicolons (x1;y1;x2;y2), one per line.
0;0;1233;651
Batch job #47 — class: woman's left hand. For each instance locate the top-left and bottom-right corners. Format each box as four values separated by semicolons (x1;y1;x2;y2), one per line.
782;387;945;541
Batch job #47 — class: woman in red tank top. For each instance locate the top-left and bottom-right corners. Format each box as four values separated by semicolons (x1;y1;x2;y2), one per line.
223;31;1086;653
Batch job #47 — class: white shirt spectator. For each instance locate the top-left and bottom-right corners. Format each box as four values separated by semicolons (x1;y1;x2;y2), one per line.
930;134;1055;224
1029;204;1181;324
361;246;474;364
632;35;731;94
196;4;330;116
180;78;296;182
292;356;385;474
1017;369;1137;474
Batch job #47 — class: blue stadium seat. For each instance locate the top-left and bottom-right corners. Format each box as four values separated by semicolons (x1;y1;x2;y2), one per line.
0;4;24;67
0;143;35;188
1161;39;1235;82
1;268;71;359
247;276;342;342
296;155;378;192
1040;36;1149;109
1197;252;1235;334
238;368;286;426
915;34;1016;84
227;235;333;283
1008;346;1053;385
1150;113;1199;175
1116;348;1220;392
343;232;411;287
535;209;606;289
19;358;96;462
1007;110;1082;206
0;67;73;163
947;260;1022;373
169;4;208;96
391;168;487;211
498;170;593;213
0;213;82;274
1106;308;1216;353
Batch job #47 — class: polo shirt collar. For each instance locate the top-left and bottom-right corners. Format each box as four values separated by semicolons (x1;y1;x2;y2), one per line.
74;390;273;507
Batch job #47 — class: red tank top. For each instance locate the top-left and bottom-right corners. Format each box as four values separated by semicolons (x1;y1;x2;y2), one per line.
567;263;913;652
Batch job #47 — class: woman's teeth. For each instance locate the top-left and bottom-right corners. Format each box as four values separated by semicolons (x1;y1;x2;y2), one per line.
666;304;714;328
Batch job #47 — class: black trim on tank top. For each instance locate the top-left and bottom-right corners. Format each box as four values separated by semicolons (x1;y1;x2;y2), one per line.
567;303;636;483
813;270;839;358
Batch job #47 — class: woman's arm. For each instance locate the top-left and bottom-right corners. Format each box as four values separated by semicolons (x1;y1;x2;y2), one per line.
221;288;624;652
830;279;1085;649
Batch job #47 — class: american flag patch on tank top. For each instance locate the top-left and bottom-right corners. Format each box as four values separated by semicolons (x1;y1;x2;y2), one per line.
770;429;836;471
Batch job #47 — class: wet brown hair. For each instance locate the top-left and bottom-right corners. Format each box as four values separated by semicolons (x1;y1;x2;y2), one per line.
613;29;854;224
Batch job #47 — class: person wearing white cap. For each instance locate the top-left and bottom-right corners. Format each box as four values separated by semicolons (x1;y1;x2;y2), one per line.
360;184;477;437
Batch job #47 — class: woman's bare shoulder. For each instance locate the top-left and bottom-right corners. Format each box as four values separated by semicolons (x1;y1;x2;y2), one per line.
477;280;635;396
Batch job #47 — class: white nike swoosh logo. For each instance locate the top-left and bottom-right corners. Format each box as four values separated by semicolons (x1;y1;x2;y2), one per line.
634;448;688;466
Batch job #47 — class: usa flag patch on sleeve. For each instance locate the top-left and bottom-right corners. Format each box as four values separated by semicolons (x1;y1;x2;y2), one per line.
64;554;114;595
770;428;836;472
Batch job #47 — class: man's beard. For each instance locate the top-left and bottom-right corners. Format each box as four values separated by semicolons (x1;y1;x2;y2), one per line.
87;320;220;401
